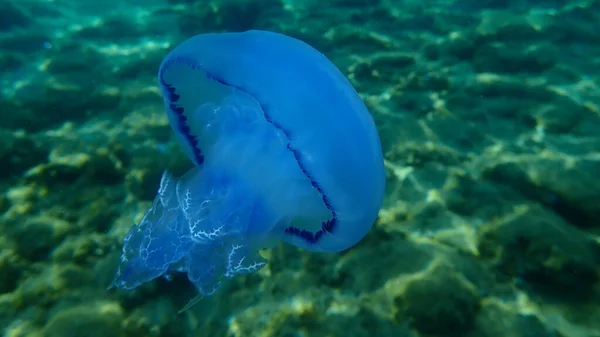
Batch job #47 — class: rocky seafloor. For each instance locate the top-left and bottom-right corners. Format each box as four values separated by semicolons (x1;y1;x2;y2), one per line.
1;0;599;336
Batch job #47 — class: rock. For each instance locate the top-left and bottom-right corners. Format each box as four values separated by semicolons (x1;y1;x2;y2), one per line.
52;233;112;266
323;230;434;291
12;78;121;132
0;250;21;294
125;168;161;201
0;53;25;71
88;147;126;185
476;10;543;42
43;302;125;337
0;3;31;31
0;129;46;177
475;302;565;337
529;158;600;229
349;52;416;85
228;289;415;337
25;145;125;187
24;152;91;186
177;0;284;33
483;150;600;230
395;268;481;336
9;216;71;261
473;43;557;74
330;0;381;7
479;204;600;300
19;264;92;308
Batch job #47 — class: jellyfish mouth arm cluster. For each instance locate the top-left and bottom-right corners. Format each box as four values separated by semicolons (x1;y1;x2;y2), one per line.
111;30;386;304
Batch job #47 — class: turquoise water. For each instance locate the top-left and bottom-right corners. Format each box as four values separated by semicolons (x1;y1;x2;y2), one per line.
1;0;599;336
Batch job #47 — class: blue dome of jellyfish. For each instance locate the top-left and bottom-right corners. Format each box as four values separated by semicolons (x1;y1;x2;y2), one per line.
111;30;385;308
